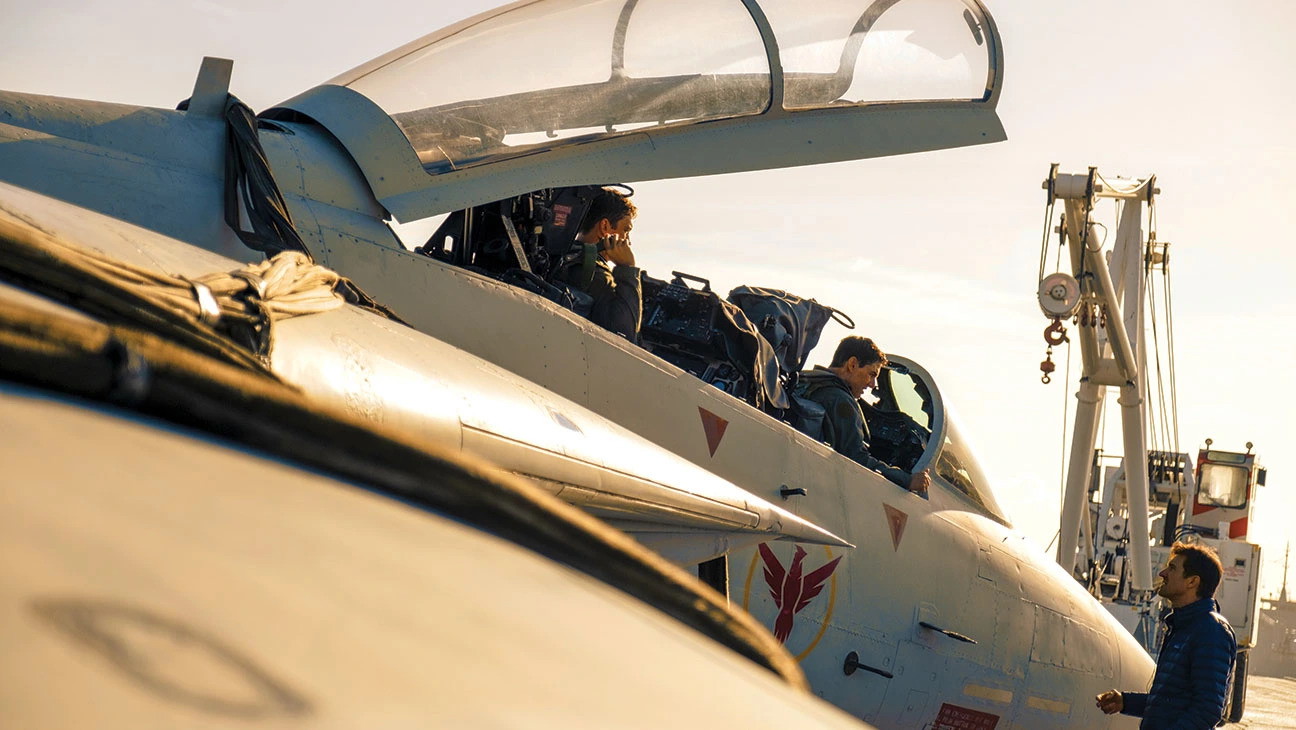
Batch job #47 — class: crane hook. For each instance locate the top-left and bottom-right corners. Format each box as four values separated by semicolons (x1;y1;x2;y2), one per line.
1041;346;1056;384
1044;318;1068;347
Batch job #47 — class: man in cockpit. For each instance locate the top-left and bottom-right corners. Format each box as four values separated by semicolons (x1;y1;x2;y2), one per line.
554;188;642;341
796;336;931;496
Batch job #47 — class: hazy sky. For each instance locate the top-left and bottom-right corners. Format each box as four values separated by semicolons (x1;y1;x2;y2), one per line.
3;0;1293;597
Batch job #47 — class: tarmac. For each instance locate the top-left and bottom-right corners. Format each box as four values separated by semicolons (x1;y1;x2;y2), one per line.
1222;675;1296;729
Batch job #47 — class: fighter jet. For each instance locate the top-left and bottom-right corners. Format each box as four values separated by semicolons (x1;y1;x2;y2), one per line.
0;0;1155;727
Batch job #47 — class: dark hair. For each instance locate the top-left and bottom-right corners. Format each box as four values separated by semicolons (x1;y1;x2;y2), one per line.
578;188;637;235
1172;542;1224;599
830;336;887;368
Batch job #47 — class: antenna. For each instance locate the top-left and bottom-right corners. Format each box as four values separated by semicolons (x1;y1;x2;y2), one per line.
1282;542;1291;604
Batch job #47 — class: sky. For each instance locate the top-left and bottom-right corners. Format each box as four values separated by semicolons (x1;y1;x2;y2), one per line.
3;0;1293;598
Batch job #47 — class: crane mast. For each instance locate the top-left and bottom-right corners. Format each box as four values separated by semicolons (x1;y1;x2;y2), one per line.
1043;166;1159;592
1036;165;1268;723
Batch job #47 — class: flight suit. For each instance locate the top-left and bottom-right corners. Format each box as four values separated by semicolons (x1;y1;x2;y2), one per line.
555;251;641;341
795;366;911;489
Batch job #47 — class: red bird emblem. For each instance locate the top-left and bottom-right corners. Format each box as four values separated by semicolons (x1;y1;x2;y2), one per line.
758;544;842;643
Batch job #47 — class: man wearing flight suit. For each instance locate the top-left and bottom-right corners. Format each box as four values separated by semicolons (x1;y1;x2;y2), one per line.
554;188;641;341
796;336;930;495
1096;542;1237;728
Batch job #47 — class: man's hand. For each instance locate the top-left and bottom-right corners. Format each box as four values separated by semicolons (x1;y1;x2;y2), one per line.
908;469;930;497
1095;690;1123;714
600;234;635;267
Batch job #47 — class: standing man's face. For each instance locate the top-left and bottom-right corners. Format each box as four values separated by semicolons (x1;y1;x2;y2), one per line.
1157;554;1200;606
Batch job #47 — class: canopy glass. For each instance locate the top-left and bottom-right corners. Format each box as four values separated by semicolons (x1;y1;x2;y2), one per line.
332;0;996;174
876;360;1009;525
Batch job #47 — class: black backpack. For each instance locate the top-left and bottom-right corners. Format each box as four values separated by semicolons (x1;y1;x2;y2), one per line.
727;286;853;388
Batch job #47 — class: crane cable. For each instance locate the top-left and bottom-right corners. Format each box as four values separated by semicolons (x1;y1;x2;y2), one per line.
1043;197;1073;557
1142;196;1179;465
1038;187;1058;282
1156;195;1181;451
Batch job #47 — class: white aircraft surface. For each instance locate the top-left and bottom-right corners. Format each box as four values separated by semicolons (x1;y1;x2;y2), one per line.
0;0;1156;727
0;277;872;729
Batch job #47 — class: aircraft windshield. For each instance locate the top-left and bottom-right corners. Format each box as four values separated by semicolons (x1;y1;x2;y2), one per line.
886;367;932;430
934;416;1007;524
868;362;1006;525
331;0;996;174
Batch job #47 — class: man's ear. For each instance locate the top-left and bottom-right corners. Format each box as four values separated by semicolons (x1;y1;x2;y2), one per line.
1186;573;1202;597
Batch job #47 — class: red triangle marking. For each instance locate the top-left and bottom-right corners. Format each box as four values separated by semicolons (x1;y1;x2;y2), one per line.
883;503;908;551
698;407;729;457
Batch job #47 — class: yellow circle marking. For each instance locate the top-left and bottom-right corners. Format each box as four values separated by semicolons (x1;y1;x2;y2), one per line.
741;544;838;662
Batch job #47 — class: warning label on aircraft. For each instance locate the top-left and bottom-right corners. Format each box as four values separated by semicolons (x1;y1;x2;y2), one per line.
933;703;999;729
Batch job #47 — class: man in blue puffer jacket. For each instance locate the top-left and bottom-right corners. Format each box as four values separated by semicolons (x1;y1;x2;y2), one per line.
1096;542;1237;728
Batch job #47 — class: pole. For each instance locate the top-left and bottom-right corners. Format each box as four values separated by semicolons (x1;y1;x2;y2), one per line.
1120;382;1153;591
1058;380;1103;573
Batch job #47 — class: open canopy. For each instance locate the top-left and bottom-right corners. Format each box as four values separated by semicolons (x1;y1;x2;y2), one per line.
269;0;1004;220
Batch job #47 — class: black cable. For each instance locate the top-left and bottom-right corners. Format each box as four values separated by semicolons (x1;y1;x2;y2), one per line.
223;97;311;258
221;96;408;326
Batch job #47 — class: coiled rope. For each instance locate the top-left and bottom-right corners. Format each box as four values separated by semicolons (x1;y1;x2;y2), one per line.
0;211;347;370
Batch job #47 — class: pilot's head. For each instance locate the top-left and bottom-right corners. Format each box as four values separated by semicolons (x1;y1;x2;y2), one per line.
577;188;637;244
1160;542;1223;606
829;336;887;399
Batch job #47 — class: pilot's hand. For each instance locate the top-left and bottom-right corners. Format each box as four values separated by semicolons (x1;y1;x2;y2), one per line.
909;469;930;497
1095;690;1123;714
600;234;635;267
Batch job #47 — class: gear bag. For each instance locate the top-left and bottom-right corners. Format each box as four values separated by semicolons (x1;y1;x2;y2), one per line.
727;286;854;386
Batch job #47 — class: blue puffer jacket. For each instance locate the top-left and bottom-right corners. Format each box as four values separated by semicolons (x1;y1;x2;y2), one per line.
1122;597;1237;729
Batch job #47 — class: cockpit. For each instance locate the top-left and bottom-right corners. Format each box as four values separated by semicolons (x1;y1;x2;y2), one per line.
403;180;1011;526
